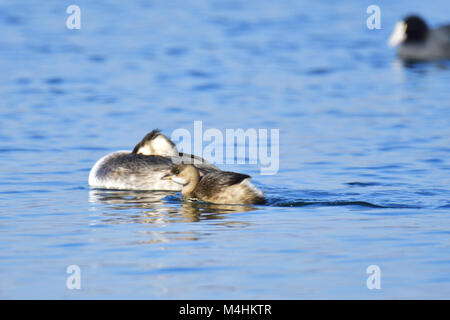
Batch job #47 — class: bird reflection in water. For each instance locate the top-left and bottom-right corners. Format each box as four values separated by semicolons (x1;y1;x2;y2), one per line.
88;189;258;224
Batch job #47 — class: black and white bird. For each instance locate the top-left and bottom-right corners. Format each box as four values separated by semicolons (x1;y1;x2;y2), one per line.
389;15;450;61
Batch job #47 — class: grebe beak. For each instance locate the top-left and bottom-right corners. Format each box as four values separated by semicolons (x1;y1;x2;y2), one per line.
161;173;173;180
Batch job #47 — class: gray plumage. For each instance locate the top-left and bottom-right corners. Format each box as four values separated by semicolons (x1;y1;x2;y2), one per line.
89;130;219;191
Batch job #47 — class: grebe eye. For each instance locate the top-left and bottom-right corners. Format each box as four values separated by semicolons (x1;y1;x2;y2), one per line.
174;170;179;175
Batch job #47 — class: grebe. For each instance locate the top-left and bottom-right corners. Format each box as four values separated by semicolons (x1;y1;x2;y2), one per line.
89;130;219;190
162;164;265;205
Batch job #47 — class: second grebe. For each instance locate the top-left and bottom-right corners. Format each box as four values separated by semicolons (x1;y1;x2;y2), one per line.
88;130;219;190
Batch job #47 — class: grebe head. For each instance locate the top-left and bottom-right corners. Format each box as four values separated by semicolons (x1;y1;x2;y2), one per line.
132;129;179;157
161;164;199;186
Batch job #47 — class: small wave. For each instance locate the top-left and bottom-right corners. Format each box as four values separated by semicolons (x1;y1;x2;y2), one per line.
165;46;189;56
0;148;41;153
44;77;65;85
65;186;87;191
87;54;107;63
0;189;51;195
306;67;334;76
269;199;424;209
192;83;222;91
346;182;381;187
271;200;384;208
70;146;112;151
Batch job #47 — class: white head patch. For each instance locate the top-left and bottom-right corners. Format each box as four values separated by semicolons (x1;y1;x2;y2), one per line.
388;21;407;47
136;134;179;156
136;144;152;156
151;135;178;157
172;176;188;185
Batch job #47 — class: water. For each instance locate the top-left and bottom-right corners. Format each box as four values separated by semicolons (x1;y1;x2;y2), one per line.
1;0;450;299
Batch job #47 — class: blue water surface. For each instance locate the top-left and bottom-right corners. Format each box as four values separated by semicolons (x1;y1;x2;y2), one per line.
1;0;450;299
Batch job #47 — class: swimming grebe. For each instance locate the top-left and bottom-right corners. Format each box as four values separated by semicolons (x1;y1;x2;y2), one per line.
162;164;265;205
88;130;219;190
389;15;450;61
